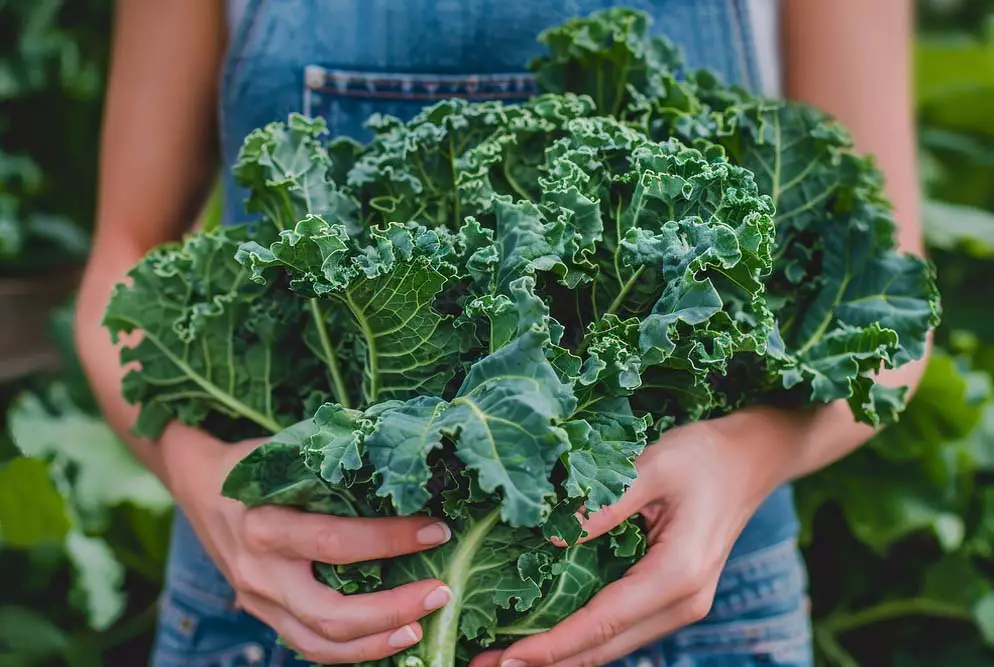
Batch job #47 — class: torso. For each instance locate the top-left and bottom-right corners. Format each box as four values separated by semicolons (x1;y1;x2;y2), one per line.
217;0;782;225
149;4;812;666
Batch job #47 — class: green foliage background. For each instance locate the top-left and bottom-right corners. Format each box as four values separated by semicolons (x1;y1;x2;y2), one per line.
0;1;992;665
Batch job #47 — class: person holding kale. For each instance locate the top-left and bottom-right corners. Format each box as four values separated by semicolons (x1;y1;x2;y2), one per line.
74;2;931;667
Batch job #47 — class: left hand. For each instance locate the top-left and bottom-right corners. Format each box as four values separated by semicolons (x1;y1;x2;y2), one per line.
470;413;792;667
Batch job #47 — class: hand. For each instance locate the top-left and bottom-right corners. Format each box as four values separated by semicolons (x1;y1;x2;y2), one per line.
470;413;792;667
160;423;454;665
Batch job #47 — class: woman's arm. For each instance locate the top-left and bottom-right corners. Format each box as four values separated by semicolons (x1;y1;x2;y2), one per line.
784;0;921;256
475;4;931;666
75;6;452;661
75;0;225;485
728;0;929;491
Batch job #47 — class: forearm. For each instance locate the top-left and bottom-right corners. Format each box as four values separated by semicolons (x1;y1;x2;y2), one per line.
75;243;171;482
783;0;922;256
715;1;928;487
74;0;226;490
715;354;927;493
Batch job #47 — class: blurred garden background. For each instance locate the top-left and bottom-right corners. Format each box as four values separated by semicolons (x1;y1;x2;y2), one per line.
1;1;993;665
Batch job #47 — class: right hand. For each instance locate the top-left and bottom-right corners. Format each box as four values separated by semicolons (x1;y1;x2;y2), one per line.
159;422;453;665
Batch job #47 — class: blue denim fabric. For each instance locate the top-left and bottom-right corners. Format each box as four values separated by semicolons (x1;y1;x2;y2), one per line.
150;1;810;665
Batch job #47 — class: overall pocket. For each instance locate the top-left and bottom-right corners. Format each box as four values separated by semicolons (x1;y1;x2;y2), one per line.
301;64;537;141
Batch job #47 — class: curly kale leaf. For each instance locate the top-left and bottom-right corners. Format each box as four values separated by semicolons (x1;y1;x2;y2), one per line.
706;102;941;423
238;218;477;406
233;113;361;234
103;226;325;440
108;9;944;667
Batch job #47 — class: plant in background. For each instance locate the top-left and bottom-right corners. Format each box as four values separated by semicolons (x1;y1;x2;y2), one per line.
102;9;939;667
1;303;174;667
0;0;107;275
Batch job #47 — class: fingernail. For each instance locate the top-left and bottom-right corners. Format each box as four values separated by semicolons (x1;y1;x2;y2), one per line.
502;660;528;667
424;585;452;610
388;624;420;648
416;522;452;545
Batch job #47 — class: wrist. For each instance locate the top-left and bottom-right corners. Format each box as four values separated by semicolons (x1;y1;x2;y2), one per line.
708;399;876;496
158;422;228;508
706;405;820;498
159;423;267;515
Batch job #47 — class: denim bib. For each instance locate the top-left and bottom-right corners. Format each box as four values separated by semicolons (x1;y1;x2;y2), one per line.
150;2;811;666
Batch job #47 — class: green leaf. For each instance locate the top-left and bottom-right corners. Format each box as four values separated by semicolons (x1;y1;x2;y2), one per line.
916;31;994;137
363;397;447;515
443;330;576;527
233;113;360;233
706;102;940;424
923;199;994;259
496;544;602;636
350;99;520;229
305;403;368;486
0;606;70;666
65;531;125;631
243;219;474;405
973;593;994;646
530;7;683;116
103;226;318;439
9;385;172;526
561;409;646;512
0;457;70;548
223;430;361;516
796;448;961;554
869;349;990;462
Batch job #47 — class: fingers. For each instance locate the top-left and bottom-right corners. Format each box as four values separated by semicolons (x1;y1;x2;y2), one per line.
496;548;711;667
242;506;451;563
559;483;648;547
243;594;425;665
275;564;452;641
469;650;503;667
522;599;715;667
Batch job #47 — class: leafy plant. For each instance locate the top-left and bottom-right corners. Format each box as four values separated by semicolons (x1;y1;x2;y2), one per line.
0;381;173;667
102;8;939;667
0;0;108;276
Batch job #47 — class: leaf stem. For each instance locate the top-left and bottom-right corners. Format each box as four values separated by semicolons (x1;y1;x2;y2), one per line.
98;601;160;650
503;160;532;202
604;267;644;318
823;597;972;634
795;275;851;356
450;135;461;228
422;510;501;667
308;299;351;409
493;626;544;636
813;626;860;667
576;267;644;356
345;293;379;403
142;331;282;434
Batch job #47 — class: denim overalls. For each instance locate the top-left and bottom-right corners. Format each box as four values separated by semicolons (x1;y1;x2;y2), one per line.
149;2;812;666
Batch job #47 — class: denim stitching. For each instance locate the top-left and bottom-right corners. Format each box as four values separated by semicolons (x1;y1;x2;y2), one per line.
723;538;799;574
671;599;811;648
168;572;237;612
727;0;760;91
710;564;805;619
152;642;268;667
305;65;538;101
157;594;199;638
